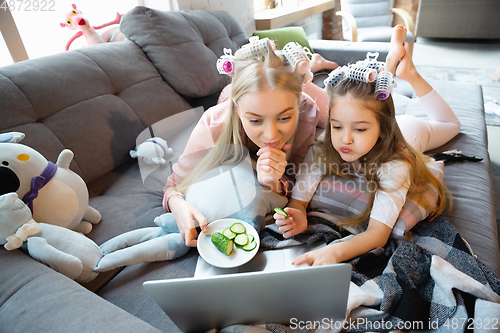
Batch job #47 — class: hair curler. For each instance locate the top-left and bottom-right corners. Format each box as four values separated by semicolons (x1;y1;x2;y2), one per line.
356;52;386;73
282;42;313;75
323;66;347;88
347;64;377;83
235;36;275;60
375;70;394;100
216;48;237;75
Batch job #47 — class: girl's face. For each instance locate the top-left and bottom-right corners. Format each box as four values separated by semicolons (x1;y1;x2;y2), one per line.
330;94;381;163
237;89;299;150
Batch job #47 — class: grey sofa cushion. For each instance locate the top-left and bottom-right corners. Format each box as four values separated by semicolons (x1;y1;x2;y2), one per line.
0;41;193;184
120;7;248;98
405;80;500;276
0;250;161;333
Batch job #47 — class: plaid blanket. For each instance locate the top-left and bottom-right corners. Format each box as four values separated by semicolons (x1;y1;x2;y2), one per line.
221;213;500;333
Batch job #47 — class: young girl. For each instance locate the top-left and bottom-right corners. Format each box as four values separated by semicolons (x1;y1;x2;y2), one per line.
164;38;326;247
274;26;461;266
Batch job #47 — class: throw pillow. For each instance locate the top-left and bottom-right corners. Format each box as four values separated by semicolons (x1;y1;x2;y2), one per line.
308;160;445;239
120;7;248;97
252;26;314;52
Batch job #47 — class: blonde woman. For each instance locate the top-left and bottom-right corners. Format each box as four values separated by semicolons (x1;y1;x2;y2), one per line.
163;40;325;247
274;26;461;266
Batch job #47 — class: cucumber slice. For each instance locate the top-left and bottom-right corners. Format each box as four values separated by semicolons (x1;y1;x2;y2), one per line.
274;207;288;217
243;240;257;251
230;223;246;234
247;234;254;243
234;234;249;247
211;232;234;256
222;227;236;240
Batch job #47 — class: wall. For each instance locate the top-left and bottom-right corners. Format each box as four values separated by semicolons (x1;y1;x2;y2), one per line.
171;0;256;36
322;0;343;40
393;0;419;27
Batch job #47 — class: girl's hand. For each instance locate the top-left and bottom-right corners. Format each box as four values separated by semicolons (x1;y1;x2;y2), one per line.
256;144;291;187
292;243;341;266
168;195;207;247
274;207;307;238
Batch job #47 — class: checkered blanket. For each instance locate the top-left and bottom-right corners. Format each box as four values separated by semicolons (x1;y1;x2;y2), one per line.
222;214;500;333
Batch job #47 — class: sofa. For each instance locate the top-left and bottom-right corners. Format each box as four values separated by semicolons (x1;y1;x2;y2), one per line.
0;7;499;333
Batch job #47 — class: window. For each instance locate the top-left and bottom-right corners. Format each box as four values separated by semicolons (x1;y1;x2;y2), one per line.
0;31;14;66
0;0;139;67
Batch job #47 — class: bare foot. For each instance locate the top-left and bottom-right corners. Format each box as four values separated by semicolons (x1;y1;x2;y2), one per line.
385;25;407;74
395;41;417;82
310;53;339;73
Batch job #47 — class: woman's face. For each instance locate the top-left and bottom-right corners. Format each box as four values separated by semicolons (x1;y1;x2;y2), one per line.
329;94;381;163
237;89;299;150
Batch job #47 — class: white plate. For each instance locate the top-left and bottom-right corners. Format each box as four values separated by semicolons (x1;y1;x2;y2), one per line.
197;219;260;268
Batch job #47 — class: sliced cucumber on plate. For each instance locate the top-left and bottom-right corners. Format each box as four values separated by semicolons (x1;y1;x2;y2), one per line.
222;227;236;240
211;232;234;256
230;222;246;234
211;222;257;255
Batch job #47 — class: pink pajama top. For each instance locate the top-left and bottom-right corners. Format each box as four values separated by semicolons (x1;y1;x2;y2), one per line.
162;93;320;212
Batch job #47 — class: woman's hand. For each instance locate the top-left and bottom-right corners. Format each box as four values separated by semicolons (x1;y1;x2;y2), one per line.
292;243;341;266
274;207;308;238
168;195;207;247
256;144;291;187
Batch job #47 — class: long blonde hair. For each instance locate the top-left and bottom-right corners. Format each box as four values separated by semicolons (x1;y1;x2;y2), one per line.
314;78;448;226
175;41;304;194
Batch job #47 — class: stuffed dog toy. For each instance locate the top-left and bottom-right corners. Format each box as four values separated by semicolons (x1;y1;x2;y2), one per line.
0;132;101;234
0;192;101;283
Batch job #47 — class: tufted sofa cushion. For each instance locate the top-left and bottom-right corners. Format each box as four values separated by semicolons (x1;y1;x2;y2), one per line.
0;41;193;184
120;7;248;98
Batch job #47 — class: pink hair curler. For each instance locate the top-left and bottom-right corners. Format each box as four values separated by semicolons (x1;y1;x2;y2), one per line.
216;48;237;76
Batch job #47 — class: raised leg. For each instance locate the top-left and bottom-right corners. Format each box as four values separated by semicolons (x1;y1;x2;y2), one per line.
385;25;407;75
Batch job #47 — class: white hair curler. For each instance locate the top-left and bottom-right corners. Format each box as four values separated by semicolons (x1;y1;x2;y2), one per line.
216;48;237;76
356;52;386;73
324;66;347;88
347;64;377;83
375;70;395;100
235;36;275;60
282;42;313;75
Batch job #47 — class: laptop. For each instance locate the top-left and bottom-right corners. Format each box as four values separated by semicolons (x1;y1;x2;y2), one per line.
143;243;352;333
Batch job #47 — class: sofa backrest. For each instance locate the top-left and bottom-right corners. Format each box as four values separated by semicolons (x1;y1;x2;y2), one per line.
0;41;193;184
120;7;249;99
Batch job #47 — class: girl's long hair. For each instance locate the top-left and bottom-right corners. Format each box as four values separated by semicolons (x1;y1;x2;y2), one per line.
175;41;304;194
313;78;448;226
